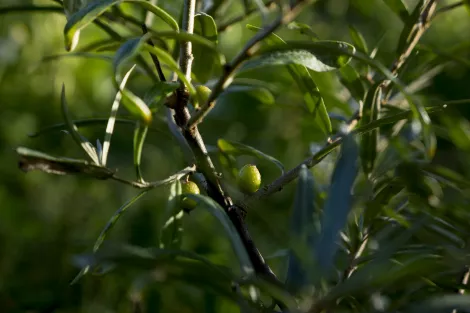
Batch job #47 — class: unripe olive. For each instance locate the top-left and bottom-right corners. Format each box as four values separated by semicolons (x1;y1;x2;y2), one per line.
238;164;261;194
195;85;212;108
181;181;200;209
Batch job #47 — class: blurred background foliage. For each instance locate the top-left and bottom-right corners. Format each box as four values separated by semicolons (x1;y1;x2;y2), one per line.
1;0;470;312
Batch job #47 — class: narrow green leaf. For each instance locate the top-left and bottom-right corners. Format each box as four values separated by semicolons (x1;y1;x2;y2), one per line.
286;165;316;293
287;22;320;40
383;0;410;22
348;26;368;54
64;0;178;51
193;12;219;83
159;180;184;250
339;65;366;102
185;194;254;276
221;85;275;105
16;147;114;179
217;139;284;174
360;82;382;175
245;25;332;134
143;81;179;107
0;5;63;15
113;36;149;81
61;84;100;164
101;66;135;166
94;191;149;252
120;88;153;125
133;122;148;183
405;295;470;313
242;40;355;73
315;134;359;270
144;44;198;105
396;0;425;55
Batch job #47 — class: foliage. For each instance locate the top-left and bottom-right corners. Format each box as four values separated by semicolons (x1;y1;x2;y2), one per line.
2;0;470;312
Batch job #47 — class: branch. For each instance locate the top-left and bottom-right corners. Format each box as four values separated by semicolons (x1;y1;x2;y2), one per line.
242;104;449;206
186;0;316;128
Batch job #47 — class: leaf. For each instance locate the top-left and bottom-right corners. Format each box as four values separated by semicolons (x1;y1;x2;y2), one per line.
94;191;149;252
120;87;153;125
64;0;178;51
113;36;149;82
405;295;470;313
185;194;254;276
221;85;275;105
360;82;382;175
217;139;284;174
133;122;148;183
245;25;332;134
16;147;114;179
143;81;179;107
241;40;355;73
287;22;320;40
315;134;359;271
383;0;410;22
159;180;184;250
348;26;368;54
193;12;219;83
286;165;317;293
144;44;198;105
101;65;135;166
61;84;100;164
339;65;366;102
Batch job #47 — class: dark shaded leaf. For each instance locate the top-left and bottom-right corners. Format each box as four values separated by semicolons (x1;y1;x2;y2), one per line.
16;147;114;179
185;194;254;276
383;0;410;22
217;139;284;174
193;12;219;83
315;134;359;271
339;64;366;102
360;82;382;175
133;122;148;182
159;180;184;250
221;85;275;105
286;165;316;292
348;26;368;54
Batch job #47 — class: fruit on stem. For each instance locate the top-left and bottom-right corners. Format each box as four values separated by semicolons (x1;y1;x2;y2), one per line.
238;164;261;194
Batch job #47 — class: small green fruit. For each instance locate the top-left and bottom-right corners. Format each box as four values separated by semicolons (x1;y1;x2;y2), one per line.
195;85;212;108
181;181;200;209
238;164;261;194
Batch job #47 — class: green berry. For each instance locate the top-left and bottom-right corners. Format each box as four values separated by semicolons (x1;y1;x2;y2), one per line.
181;181;200;209
238;164;261;194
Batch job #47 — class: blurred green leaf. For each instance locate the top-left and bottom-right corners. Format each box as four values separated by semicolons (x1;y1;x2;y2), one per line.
287;22;319;40
120;87;153;125
133;122;148;183
221;85;275;105
241;40;355;73
61;84;100;164
246;25;332;134
143;81;179;107
16;147;114;179
348;26;368;54
64;0;178;51
217;139;284;174
193;12;218;83
315;134;359;271
360;82;382;175
339;64;366;102
286;165;316;293
185;194;254;276
383;0;409;22
405;294;470;313
159;180;184;250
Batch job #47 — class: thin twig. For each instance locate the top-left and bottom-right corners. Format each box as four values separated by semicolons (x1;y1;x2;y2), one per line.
141;24;166;81
242;103;451;207
186;0;316;128
111;165;196;189
434;1;464;18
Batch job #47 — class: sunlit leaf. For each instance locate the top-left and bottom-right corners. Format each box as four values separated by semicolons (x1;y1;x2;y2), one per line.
120;87;153;125
217;139;284;174
61;84;100;164
64;0;178;51
241;40;355;73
